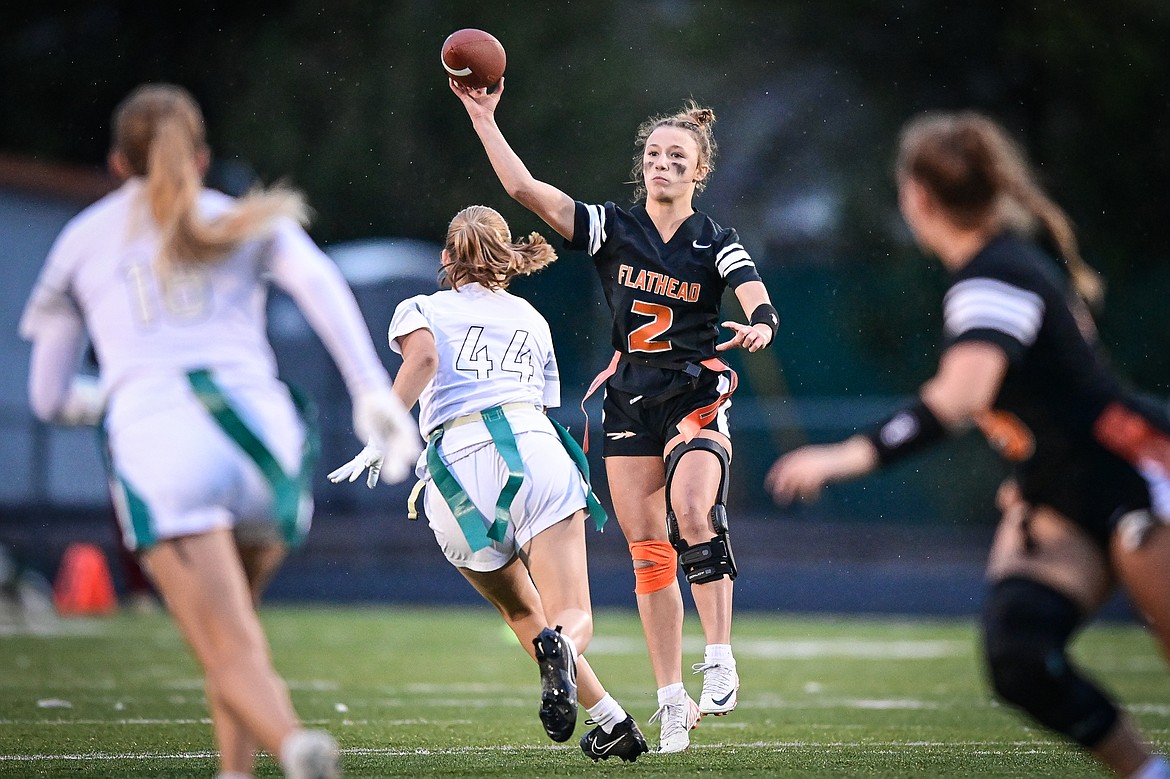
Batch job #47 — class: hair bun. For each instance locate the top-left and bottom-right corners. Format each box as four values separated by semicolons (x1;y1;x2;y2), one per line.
689;107;716;126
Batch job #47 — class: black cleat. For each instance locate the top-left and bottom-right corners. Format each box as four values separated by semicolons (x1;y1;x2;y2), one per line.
533;626;577;742
580;715;649;762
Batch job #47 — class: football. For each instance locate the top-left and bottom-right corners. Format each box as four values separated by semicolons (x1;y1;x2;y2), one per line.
441;28;506;90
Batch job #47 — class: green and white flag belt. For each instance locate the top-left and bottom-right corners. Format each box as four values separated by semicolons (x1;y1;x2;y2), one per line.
410;403;607;551
187;369;319;547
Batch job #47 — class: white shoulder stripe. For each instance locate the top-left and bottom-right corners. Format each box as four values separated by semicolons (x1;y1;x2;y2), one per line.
716;242;745;261
716;245;754;276
943;278;1045;345
586;204;606;255
720;258;755;276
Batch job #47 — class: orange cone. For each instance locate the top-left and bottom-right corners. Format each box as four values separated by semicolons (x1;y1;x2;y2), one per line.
53;543;118;616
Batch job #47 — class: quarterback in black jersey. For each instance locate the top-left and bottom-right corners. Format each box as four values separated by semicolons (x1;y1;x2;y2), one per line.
453;79;777;753
767;111;1170;779
569;200;764;409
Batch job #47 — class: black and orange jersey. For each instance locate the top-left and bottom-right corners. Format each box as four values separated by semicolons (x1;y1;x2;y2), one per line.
943;231;1167;543
945;231;1118;447
567;200;762;399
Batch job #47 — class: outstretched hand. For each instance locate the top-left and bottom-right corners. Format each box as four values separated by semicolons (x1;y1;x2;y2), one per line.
350;387;423;486
764;438;879;505
764;446;837;504
716;321;772;353
449;77;505;120
328;441;387;489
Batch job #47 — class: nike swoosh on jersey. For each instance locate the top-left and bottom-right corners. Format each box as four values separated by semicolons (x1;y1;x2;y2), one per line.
692;241;712;249
628;395;643;405
606;431;637;439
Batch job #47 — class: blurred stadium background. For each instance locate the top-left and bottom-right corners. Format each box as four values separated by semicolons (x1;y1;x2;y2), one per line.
1;1;1167;617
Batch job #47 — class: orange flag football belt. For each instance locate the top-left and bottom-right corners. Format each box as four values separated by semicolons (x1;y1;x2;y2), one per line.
578;351;738;453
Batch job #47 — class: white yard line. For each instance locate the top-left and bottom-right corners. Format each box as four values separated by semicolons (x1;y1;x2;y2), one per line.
0;739;1072;762
587;636;968;659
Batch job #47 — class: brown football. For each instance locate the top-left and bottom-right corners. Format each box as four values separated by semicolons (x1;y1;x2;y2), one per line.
441;28;506;89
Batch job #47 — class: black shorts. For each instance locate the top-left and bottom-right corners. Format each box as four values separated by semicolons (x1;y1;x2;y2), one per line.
1018;443;1153;551
601;374;731;458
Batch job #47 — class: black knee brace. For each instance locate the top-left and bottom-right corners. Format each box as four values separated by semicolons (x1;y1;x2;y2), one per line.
664;438;737;584
981;577;1118;748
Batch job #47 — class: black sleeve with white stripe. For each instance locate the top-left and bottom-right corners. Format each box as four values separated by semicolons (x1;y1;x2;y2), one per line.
715;229;762;288
943;277;1044;362
564;201;610;256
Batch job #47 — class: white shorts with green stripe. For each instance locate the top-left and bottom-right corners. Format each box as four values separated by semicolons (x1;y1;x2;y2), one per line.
106;376;312;552
423;428;589;572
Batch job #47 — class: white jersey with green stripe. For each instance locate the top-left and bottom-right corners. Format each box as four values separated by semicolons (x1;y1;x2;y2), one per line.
20;177;390;434
389;283;560;446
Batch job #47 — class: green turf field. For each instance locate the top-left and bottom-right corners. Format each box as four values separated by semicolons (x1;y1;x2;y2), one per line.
0;606;1166;777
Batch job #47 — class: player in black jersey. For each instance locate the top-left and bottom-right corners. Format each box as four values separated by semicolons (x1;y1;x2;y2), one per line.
451;79;778;753
767;111;1170;779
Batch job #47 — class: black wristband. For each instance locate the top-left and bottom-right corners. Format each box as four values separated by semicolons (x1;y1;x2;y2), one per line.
863;399;946;465
749;303;779;341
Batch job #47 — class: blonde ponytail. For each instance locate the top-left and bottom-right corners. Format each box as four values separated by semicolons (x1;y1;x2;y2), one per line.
898;110;1104;309
112;83;309;275
444;205;556;290
1000;171;1104;309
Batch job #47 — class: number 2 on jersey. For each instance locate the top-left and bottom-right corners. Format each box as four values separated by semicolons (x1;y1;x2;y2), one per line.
628;300;673;353
456;326;535;381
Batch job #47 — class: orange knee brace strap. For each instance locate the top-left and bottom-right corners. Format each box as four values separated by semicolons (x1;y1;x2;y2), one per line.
630;540;678;594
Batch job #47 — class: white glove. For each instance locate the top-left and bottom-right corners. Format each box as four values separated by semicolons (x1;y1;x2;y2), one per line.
349;386;423;486
328;440;387;488
57;375;106;426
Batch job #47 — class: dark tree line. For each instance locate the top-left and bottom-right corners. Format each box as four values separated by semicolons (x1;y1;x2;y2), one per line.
3;1;1167;396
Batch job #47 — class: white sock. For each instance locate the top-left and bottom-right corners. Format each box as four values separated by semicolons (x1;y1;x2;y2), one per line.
586;693;627;733
279;730;300;770
279;729;337;775
705;643;735;667
215;773;252;779
657;682;686;706
1131;755;1170;779
559;631;579;665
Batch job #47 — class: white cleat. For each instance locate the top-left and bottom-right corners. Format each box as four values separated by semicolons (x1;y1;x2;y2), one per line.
649;692;700;753
693;661;739;716
282;729;341;779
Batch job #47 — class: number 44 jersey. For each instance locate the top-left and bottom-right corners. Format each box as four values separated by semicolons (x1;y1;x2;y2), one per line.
389;282;561;439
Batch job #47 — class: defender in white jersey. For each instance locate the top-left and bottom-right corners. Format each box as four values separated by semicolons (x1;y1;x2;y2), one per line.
330;206;648;762
20;84;421;779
